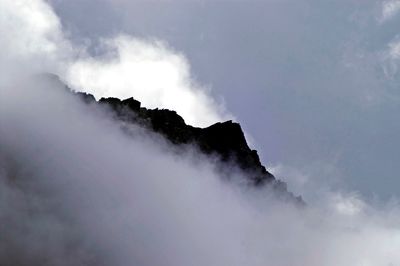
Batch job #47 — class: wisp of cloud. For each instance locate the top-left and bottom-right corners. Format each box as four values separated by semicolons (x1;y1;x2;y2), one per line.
1;0;400;265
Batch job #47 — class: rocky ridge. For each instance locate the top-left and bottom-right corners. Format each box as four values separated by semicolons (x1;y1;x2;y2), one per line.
75;90;304;205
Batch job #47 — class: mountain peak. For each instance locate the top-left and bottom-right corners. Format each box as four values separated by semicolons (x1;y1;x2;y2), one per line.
71;89;304;205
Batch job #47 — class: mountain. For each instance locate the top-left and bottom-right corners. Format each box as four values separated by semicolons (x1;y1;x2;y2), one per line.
70;84;304;205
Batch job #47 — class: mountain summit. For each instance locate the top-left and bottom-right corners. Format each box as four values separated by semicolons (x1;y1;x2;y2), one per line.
75;98;303;205
44;73;303;205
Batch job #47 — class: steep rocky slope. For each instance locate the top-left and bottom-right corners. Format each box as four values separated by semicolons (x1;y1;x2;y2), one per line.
74;89;303;205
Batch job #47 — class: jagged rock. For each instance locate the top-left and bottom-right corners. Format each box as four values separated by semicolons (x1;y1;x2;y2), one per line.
42;74;303;205
94;96;275;181
76;92;304;205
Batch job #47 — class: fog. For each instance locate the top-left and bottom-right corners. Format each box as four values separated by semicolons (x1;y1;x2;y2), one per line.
65;35;231;127
1;74;400;266
0;0;229;128
49;0;400;199
1;0;400;265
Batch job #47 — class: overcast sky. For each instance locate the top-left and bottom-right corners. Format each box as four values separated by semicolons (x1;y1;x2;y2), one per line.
2;1;400;264
47;0;400;201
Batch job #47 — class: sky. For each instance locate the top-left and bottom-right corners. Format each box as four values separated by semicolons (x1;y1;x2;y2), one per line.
1;0;400;265
45;0;400;201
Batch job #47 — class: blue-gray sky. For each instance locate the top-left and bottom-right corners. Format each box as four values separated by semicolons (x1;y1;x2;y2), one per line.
2;1;400;264
49;0;400;201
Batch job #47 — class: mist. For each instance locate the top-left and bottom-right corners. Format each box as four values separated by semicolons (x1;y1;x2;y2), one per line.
0;70;398;265
50;0;400;199
1;0;400;265
1;74;400;265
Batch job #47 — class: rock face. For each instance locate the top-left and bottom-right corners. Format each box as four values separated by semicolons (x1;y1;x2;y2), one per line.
75;91;304;205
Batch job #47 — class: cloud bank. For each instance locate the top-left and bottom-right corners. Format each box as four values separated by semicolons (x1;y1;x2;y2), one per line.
1;74;400;266
381;0;400;22
1;1;400;265
0;0;229;127
65;36;228;127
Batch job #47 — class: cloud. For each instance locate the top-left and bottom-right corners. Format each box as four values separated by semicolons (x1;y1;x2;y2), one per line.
0;0;62;56
1;0;400;265
1;76;400;266
47;0;400;198
65;35;229;127
0;0;229;128
381;0;400;22
0;0;59;76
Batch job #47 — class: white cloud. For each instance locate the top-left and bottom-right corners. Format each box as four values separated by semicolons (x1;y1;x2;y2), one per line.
2;1;400;265
330;192;366;216
380;0;400;22
0;0;229;128
380;38;400;80
2;76;400;265
65;36;230;127
388;39;400;59
0;0;71;75
0;0;61;56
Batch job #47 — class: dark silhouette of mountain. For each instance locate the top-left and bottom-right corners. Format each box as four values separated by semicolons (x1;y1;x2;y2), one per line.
43;73;303;205
76;95;303;205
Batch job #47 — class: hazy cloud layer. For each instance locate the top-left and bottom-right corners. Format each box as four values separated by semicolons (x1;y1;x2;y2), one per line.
66;35;229;127
1;1;400;265
381;0;400;22
1;73;400;266
47;0;400;199
0;0;229;127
